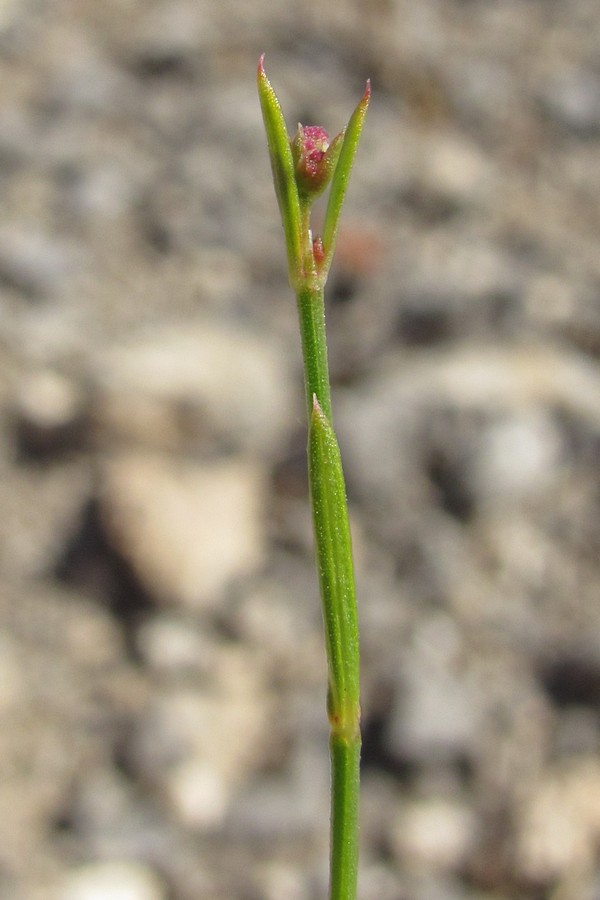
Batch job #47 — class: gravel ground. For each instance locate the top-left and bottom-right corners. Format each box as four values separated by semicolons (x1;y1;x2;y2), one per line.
1;1;600;898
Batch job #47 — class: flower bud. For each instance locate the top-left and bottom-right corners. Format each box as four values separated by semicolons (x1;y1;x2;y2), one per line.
291;125;344;200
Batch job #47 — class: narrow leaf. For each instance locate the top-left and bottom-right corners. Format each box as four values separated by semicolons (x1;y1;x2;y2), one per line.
321;81;371;277
308;394;360;739
257;56;303;281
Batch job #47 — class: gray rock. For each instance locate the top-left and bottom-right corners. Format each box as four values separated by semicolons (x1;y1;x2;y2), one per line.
94;321;295;457
386;618;480;766
0;227;81;298
540;69;600;136
130;648;271;830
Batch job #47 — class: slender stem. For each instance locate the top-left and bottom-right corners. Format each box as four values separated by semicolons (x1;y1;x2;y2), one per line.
257;58;367;900
296;284;332;421
330;735;361;900
299;285;361;900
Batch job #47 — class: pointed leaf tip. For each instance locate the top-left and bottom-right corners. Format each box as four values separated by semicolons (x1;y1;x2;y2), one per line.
320;80;371;277
257;59;303;285
311;393;333;428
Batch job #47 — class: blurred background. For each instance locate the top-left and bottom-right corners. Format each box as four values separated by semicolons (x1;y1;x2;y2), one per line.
1;1;600;898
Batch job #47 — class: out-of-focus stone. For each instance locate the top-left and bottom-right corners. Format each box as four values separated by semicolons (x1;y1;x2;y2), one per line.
59;860;167;900
13;370;85;457
540;69;600;136
165;759;228;829
0;227;81;298
136;615;217;675
257;862;309;900
470;409;563;503
414;131;493;206
101;452;266;611
15;370;82;433
391;797;475;871
358;863;405;900
386;615;479;765
94;322;295;457
131;646;270;830
515;757;600;883
127;0;217;64
337;344;600;506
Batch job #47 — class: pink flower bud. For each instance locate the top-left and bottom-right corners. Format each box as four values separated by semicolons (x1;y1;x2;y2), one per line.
291;124;344;199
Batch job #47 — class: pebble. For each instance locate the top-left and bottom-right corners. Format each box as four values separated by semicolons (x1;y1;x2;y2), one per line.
131;648;270;829
128;0;217;64
165;758;228;829
391;797;475;871
59;861;167;900
101;453;266;611
540;69;600;136
13;370;85;457
515;757;600;882
0;227;80;298
386;650;479;766
337;344;600;507
136;615;216;675
414;131;493;206
94;321;295;457
470;409;563;503
258;864;309;900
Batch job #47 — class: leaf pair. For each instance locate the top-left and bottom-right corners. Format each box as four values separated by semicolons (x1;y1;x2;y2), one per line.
257;55;370;289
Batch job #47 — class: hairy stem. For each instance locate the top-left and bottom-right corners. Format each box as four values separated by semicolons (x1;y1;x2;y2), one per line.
301;290;361;900
296;285;332;421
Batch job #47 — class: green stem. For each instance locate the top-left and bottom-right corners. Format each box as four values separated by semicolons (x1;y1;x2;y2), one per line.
296;285;332;421
330;735;361;900
299;286;361;900
257;58;367;900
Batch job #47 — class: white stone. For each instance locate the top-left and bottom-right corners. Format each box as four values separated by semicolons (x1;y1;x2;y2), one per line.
16;370;82;432
516;757;600;882
259;862;309;900
472;410;563;501
165;759;228;829
60;861;166;900
101;453;266;610
391;798;475;870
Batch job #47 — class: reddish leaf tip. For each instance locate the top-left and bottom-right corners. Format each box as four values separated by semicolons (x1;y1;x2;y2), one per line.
258;53;266;76
363;79;372;103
